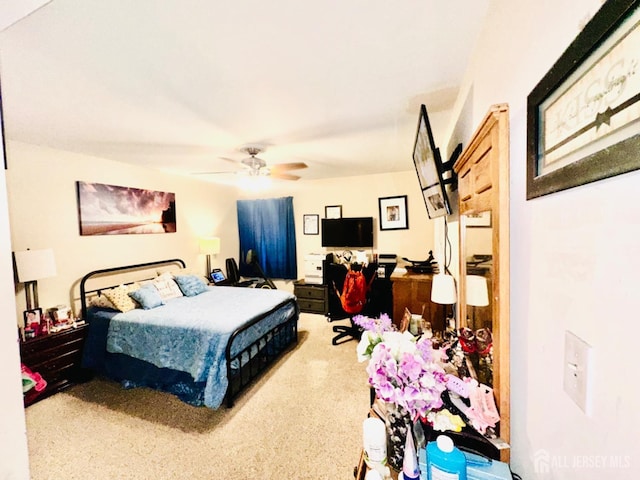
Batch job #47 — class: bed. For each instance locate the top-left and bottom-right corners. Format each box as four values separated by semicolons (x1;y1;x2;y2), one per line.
79;259;299;408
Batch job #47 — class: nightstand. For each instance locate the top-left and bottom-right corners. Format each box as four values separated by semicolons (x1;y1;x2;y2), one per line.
293;280;328;315
20;324;90;406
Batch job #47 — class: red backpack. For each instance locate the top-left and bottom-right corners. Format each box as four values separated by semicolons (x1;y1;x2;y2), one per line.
340;269;368;314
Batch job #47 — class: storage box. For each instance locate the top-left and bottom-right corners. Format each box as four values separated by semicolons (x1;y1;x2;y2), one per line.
418;447;512;480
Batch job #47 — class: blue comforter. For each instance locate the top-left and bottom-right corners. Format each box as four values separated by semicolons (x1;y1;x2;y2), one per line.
104;286;296;408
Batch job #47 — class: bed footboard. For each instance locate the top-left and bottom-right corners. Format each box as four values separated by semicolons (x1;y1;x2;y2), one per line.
224;298;299;407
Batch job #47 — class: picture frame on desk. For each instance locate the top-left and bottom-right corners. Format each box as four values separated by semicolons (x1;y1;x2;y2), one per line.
49;305;72;324
23;307;42;338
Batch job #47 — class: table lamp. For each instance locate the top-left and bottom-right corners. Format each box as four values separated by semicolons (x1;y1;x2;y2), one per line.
199;236;221;275
14;248;57;310
431;274;457;332
466;274;489;329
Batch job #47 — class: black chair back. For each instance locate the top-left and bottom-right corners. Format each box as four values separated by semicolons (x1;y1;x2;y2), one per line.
226;258;241;285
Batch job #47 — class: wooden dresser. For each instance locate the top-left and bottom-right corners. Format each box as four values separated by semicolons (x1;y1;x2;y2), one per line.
20;324;90;406
391;273;444;332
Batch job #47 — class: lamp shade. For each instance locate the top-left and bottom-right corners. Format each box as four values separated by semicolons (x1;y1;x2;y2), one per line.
199;237;221;255
466;275;489;307
15;248;57;282
431;274;457;305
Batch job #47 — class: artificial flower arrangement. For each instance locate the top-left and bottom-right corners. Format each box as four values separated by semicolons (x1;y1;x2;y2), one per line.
355;313;447;421
353;312;501;466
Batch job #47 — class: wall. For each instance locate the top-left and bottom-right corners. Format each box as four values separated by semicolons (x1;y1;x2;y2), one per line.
446;0;638;478
7;141;439;320
1;4;54;477
239;170;438;275
7;141;239;325
0;153;30;479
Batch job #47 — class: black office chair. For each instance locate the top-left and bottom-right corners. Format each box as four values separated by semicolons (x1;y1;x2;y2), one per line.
225;258;258;287
330;262;378;345
332;318;365;346
225;252;277;289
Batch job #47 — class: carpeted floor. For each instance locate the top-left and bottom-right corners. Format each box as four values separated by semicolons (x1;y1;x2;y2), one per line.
24;313;370;480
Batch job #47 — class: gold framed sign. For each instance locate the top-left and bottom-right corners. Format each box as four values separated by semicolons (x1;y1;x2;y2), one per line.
527;0;640;199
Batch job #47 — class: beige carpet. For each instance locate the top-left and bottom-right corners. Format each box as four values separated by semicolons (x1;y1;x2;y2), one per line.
25;314;370;480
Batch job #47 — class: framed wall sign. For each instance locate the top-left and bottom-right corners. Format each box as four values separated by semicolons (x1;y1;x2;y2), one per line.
324;205;342;219
378;195;408;231
527;0;640;199
303;214;319;235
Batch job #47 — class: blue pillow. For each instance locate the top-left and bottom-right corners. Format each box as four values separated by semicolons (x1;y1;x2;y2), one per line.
128;283;164;310
174;274;208;297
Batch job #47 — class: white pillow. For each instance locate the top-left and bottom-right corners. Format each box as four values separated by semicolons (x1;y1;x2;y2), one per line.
152;272;183;300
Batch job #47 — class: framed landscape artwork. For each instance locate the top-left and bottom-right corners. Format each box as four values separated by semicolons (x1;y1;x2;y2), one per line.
76;181;176;235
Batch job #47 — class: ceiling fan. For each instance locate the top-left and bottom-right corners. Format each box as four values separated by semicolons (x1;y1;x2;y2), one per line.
194;146;308;181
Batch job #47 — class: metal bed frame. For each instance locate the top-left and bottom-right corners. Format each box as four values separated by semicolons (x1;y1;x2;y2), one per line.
79;258;299;407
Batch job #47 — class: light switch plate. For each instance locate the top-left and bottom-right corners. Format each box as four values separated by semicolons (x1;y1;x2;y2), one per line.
563;331;593;415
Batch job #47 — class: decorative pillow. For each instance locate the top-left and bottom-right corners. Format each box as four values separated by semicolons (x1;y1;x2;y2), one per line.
152;272;184;301
128;283;164;310
174;274;208;297
90;292;118;310
104;283;140;313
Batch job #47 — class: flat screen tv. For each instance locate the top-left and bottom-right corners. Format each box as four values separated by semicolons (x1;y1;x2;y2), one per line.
321;217;374;248
412;104;454;219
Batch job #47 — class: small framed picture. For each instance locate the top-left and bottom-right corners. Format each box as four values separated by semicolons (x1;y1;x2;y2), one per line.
303;214;319;235
325;205;342;219
23;307;42;327
50;305;72;323
466;211;492;228
378;195;408;231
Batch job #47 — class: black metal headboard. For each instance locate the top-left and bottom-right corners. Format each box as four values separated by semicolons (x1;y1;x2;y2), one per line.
80;258;186;319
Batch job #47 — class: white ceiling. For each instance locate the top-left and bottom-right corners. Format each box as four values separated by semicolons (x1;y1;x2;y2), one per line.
0;0;489;184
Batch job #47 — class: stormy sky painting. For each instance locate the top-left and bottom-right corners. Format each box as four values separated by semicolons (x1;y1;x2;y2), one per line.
77;182;176;235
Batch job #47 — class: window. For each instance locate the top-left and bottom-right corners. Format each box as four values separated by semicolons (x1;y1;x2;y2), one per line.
236;197;297;279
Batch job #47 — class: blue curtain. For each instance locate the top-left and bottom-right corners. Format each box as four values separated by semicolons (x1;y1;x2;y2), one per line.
236;196;297;280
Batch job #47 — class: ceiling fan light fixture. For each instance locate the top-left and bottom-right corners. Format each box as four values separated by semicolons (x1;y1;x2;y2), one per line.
242;145;263;157
241;156;266;170
193;144;307;181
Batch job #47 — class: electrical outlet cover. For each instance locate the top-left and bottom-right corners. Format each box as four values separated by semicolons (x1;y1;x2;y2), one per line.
563;331;593;415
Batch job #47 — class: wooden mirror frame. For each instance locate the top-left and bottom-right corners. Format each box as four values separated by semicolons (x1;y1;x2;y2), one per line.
453;104;510;460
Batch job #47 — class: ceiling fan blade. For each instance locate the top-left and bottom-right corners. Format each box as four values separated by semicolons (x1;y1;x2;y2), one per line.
219;156;242;164
191;170;238;175
269;162;308;172
270;172;301;181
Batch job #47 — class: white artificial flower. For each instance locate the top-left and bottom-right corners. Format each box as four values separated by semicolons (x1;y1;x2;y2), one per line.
380;330;416;359
356;330;381;362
